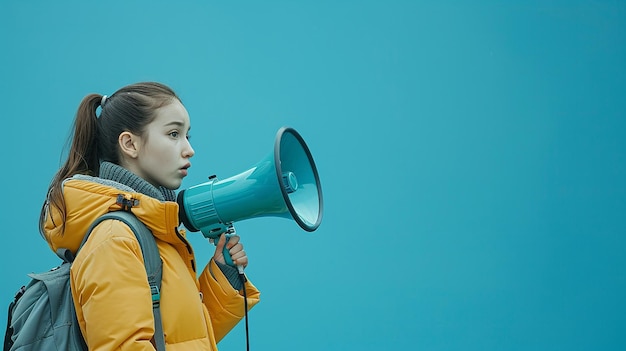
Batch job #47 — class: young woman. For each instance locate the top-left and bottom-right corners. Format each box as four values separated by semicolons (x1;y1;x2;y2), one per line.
40;82;260;350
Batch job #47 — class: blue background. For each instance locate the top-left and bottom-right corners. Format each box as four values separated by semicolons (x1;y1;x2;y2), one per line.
1;1;625;350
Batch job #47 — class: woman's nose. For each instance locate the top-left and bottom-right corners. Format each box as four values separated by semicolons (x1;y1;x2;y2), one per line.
183;140;195;158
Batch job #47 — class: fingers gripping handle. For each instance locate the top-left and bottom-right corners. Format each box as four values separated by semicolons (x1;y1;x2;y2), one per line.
209;225;245;274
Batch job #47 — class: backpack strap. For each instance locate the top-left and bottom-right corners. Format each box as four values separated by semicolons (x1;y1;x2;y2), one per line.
77;210;166;351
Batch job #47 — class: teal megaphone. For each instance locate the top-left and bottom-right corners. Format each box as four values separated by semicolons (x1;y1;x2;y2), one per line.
177;127;323;267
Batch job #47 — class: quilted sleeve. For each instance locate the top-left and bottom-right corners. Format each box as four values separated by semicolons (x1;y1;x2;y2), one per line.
198;259;261;342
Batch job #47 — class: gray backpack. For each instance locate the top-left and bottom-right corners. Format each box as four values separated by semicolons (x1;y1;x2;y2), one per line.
3;211;166;351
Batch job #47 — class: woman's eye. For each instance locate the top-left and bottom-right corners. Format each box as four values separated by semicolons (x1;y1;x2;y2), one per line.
170;131;179;138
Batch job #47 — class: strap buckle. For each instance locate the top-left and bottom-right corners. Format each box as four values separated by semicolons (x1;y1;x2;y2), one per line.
150;285;161;307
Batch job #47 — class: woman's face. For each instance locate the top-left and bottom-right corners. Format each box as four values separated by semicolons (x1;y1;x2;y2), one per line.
132;100;195;190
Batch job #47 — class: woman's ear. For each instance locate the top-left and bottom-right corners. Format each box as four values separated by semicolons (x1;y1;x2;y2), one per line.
118;131;140;159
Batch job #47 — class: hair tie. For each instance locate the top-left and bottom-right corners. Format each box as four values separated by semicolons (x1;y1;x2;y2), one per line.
101;95;108;107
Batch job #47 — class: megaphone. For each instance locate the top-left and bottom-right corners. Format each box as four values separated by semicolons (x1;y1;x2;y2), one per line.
177;126;323;267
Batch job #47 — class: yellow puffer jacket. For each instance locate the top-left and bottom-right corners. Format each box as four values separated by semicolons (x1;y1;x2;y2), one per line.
43;177;260;350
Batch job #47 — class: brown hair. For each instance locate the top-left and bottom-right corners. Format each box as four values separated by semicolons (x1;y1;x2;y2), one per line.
40;82;180;234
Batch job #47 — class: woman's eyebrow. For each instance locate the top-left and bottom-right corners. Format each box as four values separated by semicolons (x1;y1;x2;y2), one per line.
163;121;191;132
163;121;186;128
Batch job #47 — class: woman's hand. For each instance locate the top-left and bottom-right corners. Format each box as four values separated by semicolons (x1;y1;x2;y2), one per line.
212;234;248;269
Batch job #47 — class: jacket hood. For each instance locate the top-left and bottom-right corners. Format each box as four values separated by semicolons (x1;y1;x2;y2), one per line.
43;175;182;256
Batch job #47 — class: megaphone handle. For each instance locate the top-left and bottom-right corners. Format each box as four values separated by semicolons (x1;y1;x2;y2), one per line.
222;233;235;266
209;233;245;274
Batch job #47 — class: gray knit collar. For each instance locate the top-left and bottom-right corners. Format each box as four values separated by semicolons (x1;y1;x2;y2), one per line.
97;161;177;202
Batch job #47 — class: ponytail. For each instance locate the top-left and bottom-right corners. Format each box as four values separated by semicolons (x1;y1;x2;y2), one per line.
39;94;102;234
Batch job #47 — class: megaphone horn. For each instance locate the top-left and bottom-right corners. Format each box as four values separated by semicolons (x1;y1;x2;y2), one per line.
177;127;323;265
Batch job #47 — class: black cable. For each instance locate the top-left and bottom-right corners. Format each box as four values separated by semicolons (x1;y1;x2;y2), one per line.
239;273;249;351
